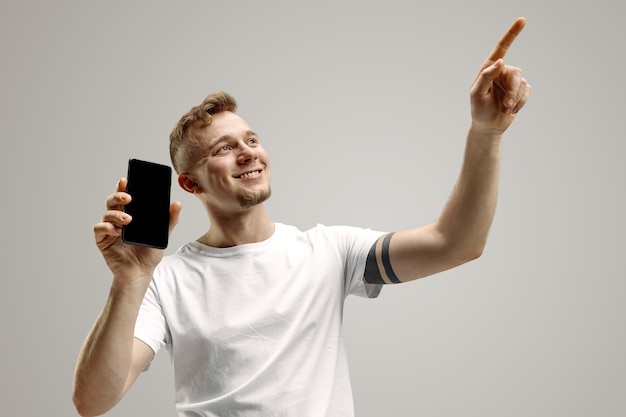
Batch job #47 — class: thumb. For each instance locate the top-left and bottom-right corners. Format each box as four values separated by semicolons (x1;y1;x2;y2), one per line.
168;201;182;235
473;58;504;94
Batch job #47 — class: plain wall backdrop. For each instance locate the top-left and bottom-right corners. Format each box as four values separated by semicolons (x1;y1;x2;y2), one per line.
1;1;624;416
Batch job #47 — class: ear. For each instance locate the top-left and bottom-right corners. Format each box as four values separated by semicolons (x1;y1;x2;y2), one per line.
178;173;201;194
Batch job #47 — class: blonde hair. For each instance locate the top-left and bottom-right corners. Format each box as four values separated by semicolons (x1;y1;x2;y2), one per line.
169;91;237;174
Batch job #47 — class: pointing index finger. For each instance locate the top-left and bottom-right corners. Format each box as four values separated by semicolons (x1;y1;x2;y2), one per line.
486;17;526;62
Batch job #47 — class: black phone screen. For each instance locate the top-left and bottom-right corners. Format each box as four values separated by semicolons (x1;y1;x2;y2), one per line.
122;159;172;249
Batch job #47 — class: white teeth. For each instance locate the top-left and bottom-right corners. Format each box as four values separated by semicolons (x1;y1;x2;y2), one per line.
240;170;260;178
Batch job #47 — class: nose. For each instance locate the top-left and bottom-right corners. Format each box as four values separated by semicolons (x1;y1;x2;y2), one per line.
237;142;257;165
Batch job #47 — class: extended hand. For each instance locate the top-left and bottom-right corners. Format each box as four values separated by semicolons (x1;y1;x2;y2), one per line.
94;178;182;282
470;17;532;135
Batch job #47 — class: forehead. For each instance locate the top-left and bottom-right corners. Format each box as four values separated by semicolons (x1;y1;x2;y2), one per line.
192;111;253;146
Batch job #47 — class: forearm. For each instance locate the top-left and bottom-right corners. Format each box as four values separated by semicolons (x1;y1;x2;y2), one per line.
435;125;503;260
439;17;530;253
367;18;529;284
73;278;149;416
439;16;530;254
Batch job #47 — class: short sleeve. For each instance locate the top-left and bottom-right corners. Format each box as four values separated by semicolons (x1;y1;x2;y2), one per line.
325;225;386;299
134;275;168;358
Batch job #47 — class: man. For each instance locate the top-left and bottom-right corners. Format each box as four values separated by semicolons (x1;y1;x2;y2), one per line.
73;17;531;417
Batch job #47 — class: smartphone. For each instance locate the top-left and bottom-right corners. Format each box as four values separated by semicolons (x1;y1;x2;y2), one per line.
122;158;172;249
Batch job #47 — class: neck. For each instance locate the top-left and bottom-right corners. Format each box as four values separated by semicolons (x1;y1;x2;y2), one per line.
199;204;274;248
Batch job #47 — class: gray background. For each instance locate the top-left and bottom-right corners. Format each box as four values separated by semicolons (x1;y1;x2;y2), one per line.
1;1;624;416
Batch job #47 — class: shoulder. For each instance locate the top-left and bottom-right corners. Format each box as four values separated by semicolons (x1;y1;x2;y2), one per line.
295;223;387;253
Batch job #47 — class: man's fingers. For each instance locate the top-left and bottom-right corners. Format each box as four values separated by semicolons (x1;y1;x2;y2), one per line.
105;192;131;211
101;210;132;228
486;17;526;63
510;76;528;108
116;177;128;192
94;221;123;246
168;201;182;235
512;80;532;114
472;58;505;95
502;66;524;111
104;178;131;210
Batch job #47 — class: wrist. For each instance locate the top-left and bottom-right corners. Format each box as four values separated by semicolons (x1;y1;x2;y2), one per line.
110;270;153;296
466;124;504;158
467;123;504;145
468;123;505;141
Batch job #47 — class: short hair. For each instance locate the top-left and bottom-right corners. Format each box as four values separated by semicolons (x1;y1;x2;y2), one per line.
169;91;237;174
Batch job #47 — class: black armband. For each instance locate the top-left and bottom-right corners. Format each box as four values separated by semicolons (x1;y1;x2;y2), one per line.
363;233;401;284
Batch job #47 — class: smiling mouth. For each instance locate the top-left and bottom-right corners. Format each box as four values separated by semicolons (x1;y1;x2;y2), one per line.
235;169;262;179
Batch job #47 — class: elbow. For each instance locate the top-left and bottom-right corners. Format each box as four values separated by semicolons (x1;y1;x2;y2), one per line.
72;394;94;417
463;240;487;263
433;221;490;268
468;246;484;262
449;239;486;267
470;236;488;259
72;388;110;417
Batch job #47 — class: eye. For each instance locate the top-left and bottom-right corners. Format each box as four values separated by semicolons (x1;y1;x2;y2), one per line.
214;144;232;155
247;137;258;145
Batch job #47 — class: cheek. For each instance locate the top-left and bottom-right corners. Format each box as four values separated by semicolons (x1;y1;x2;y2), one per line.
201;166;230;190
207;160;230;175
260;150;270;166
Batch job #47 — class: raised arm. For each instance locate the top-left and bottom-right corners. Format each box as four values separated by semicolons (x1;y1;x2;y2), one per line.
72;178;181;416
365;17;532;284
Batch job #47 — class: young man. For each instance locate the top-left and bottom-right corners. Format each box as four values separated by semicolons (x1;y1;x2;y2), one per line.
73;17;531;417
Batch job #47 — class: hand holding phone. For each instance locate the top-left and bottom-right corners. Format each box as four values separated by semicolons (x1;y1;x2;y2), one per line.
122;159;172;249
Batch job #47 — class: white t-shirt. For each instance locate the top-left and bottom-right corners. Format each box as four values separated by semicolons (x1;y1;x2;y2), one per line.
135;223;385;417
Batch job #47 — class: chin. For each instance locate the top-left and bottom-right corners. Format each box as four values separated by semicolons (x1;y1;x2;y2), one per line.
238;187;272;209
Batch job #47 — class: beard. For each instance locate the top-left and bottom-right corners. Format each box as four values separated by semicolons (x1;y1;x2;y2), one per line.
237;186;272;209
